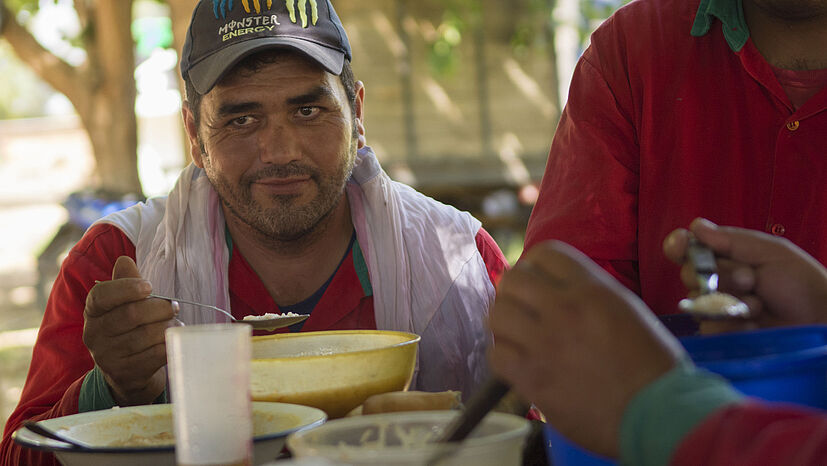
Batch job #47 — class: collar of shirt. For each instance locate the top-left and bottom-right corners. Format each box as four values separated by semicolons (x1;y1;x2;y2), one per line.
691;0;749;52
225;227;373;334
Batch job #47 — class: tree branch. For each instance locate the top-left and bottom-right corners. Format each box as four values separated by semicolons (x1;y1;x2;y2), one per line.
0;4;88;105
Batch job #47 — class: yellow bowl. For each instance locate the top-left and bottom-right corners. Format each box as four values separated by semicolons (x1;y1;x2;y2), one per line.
251;330;420;418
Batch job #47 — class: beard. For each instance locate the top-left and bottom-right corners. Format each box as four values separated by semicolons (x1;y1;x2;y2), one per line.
206;141;357;243
749;0;827;20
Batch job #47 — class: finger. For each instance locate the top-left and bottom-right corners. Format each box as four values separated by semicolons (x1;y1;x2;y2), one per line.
714;260;756;294
100;320;171;359
489;295;551;356
691;218;798;266
523;240;619;293
680;263;700;292
91;299;177;337
739;295;763;317
112;255;142;280
495;260;562;319
85;279;153;318
489;339;528;387
103;345;168;392
662;228;690;264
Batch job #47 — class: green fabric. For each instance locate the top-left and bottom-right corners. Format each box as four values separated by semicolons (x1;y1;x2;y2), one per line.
78;366;118;412
352;237;373;297
79;366;168;412
619;360;744;466
691;0;750;52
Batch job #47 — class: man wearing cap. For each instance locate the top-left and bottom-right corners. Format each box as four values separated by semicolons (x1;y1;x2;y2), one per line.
0;1;507;464
523;0;827;332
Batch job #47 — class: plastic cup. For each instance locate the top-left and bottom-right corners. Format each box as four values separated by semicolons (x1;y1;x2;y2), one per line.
166;324;253;466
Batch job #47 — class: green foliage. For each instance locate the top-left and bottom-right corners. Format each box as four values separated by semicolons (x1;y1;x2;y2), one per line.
509;0;554;58
427;9;465;76
4;0;39;16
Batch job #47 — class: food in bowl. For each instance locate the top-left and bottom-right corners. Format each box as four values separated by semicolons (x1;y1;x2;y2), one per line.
251;330;420;418
243;312;303;320
287;410;530;465
12;402;326;466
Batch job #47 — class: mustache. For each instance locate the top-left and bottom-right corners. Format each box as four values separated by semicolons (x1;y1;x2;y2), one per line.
242;163;318;184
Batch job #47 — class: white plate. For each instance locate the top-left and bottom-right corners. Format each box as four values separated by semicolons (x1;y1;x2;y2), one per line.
13;401;326;466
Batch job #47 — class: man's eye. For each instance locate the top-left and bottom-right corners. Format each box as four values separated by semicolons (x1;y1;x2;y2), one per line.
297;106;319;118
231;116;254;126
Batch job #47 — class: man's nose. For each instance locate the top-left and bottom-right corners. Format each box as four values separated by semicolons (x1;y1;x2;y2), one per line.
257;123;301;165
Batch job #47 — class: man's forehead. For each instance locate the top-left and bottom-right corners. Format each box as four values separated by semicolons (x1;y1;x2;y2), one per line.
204;57;343;103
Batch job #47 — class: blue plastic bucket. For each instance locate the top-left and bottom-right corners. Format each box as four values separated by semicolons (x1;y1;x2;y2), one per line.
680;325;827;408
545;325;827;465
544;424;614;466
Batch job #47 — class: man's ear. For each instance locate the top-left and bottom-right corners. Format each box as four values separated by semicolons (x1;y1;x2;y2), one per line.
354;81;366;149
182;101;205;168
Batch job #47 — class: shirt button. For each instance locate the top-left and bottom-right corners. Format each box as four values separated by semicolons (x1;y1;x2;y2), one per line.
770;224;786;236
786;121;800;131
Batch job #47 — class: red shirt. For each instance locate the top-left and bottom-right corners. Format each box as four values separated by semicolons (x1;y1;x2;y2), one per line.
673;401;827;465
1;223;506;466
525;0;827;321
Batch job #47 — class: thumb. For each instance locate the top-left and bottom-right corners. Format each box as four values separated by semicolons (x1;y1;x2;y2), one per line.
112;255;143;280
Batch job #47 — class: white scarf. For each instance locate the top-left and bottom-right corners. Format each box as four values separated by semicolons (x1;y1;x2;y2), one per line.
97;147;494;394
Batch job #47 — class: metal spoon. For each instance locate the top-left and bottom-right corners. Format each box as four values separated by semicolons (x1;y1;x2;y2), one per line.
22;420;92;449
678;237;750;319
149;294;309;330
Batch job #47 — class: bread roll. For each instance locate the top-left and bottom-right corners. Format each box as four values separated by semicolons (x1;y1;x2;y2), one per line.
360;390;462;415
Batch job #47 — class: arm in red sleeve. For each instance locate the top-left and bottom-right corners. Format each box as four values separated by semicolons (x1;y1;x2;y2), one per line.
524;36;641;295
671;401;827;466
1;224;135;466
474;227;509;287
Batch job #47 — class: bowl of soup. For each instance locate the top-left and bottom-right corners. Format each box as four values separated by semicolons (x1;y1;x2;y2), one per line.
251;330;421;418
12;402;326;466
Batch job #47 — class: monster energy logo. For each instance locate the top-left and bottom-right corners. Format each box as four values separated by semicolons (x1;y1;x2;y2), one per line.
285;0;318;27
212;0;319;28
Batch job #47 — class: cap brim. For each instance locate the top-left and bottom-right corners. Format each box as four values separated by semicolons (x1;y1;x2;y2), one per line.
188;37;346;94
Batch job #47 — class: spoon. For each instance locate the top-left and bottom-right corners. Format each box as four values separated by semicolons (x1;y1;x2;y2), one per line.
678;237;750;319
149;294;309;330
22;420;92;449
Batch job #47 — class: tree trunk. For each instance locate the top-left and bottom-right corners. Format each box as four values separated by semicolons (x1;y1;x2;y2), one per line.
166;0;199;164
85;1;142;195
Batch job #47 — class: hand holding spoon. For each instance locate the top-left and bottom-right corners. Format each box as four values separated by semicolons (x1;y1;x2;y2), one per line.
678;237;750;319
93;280;309;330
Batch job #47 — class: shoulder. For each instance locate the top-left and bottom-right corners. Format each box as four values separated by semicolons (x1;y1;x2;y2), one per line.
588;0;701;65
62;223;136;281
474;228;509;287
391;181;480;230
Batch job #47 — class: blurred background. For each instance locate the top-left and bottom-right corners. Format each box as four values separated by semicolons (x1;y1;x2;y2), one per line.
0;0;629;424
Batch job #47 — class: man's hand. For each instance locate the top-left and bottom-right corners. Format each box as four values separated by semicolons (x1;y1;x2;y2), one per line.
488;241;684;458
664;218;827;334
82;256;178;406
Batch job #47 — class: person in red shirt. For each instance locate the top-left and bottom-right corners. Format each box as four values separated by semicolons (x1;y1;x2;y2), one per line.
524;0;827;330
1;1;508;465
489;218;827;465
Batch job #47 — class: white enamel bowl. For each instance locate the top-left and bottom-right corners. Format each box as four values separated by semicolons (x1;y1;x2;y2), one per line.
13;401;326;466
287;410;531;465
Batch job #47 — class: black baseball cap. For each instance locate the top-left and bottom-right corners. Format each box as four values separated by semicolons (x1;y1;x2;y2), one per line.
180;0;352;94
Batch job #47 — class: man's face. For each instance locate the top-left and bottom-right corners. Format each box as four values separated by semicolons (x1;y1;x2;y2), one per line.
749;0;827;20
184;52;365;242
